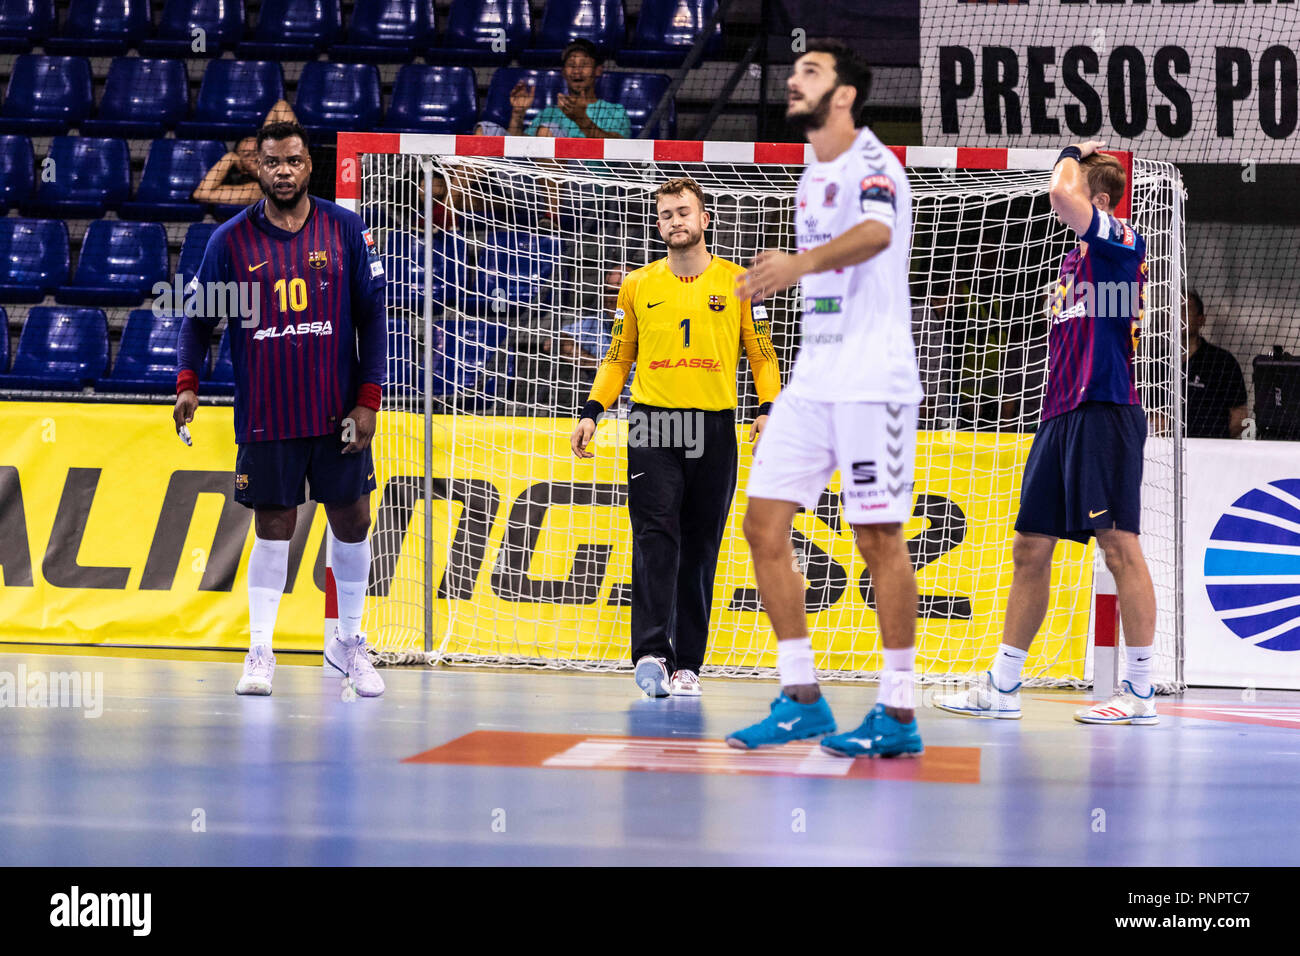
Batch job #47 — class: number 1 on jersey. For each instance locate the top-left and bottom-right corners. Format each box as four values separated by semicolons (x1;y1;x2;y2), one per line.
680;317;690;348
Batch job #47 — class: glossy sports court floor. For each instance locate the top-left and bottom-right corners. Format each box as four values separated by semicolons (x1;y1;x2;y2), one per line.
2;649;1298;866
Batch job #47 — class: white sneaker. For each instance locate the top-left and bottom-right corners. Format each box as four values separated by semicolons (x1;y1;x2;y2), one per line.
634;656;670;698
934;671;1022;719
1074;680;1158;725
325;629;385;697
669;669;702;697
236;646;275;696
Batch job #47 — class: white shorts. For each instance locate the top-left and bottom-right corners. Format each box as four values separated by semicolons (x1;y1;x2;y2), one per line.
747;394;918;525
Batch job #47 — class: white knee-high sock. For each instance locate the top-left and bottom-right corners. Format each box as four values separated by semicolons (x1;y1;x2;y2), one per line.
247;536;290;650
330;532;371;643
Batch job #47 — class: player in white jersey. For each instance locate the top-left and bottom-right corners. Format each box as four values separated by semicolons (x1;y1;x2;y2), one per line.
725;40;925;758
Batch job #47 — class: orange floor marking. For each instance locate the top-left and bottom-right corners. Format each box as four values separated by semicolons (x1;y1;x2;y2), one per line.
405;731;981;783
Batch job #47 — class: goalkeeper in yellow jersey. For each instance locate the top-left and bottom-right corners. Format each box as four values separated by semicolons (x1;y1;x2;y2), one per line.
569;178;781;698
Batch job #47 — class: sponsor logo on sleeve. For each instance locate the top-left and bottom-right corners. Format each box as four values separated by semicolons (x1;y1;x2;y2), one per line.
369;260;385;278
362;228;376;251
859;173;897;212
752;304;768;320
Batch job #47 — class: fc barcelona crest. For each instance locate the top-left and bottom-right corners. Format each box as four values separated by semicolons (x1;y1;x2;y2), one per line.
308;249;329;269
235;474;249;490
708;294;726;312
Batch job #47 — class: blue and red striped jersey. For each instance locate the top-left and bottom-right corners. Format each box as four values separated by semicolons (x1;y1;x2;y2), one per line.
1042;206;1147;421
177;197;387;443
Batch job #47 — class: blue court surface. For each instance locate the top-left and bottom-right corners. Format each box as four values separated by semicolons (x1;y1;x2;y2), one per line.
2;649;1298;866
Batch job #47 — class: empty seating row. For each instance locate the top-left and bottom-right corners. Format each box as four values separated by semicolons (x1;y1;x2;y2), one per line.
0;136;228;220
0;58;674;138
0;306;232;393
0;217;569;315
0;0;720;66
0;305;507;402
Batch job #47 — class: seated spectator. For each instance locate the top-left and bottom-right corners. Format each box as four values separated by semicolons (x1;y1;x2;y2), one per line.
543;267;631;412
507;40;631;140
1185;290;1248;438
192;99;299;206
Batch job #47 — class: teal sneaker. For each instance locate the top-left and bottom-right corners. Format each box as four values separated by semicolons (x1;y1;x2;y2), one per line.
820;703;923;758
725;694;836;750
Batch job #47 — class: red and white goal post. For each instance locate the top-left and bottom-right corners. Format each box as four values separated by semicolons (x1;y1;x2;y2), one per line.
327;132;1185;693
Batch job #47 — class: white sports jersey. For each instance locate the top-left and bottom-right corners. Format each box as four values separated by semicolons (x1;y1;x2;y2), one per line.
785;127;922;404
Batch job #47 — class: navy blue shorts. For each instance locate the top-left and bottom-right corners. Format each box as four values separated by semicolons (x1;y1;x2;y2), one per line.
1015;402;1146;544
234;431;376;510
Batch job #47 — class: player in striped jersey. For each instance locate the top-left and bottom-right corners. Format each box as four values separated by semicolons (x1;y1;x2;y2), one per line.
173;122;388;698
570;178;780;697
936;141;1160;725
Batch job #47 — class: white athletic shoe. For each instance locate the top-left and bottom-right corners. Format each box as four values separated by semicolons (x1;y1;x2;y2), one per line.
669;669;702;697
634;656;671;698
236;646;275;696
1074;680;1158;725
325;629;385;697
933;671;1022;719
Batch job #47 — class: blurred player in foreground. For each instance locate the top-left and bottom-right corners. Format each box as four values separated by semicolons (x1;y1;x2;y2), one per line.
726;41;925;757
570;178;780;697
174;122;388;697
936;142;1159;724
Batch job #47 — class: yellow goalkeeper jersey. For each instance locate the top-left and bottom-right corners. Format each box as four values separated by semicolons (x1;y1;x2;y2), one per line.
587;256;781;412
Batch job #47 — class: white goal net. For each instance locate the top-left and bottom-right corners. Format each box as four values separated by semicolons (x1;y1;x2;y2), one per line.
342;136;1185;691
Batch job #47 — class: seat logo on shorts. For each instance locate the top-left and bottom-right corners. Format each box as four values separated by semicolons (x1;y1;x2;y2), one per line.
235;474;249;490
851;460;877;485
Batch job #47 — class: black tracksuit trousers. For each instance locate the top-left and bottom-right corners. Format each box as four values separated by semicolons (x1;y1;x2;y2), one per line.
626;404;738;674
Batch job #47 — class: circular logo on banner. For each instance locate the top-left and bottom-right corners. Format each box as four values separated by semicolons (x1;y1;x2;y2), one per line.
1205;478;1300;652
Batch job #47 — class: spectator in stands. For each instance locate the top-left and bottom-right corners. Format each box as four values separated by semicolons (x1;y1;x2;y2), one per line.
192;99;300;206
507;39;631;140
541;267;631;412
1184;290;1248;438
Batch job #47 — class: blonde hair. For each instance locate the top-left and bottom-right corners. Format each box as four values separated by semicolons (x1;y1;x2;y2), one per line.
653;177;708;213
1081;153;1126;209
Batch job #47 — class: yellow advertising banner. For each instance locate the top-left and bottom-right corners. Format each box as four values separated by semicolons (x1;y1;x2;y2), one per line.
0;403;1092;678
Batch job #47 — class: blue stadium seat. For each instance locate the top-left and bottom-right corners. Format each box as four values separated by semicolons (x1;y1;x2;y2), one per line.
331;0;435;63
141;0;246;57
432;318;511;404
81;57;190;138
1;55;94;134
617;0;721;67
596;71;674;138
0;305;8;373
0;306;109;390
0;0;56;53
237;0;342;59
382;65;477;133
56;221;169;307
22;137;131;219
178;222;218;281
0;135;34;214
381;230;467;314
202;326;235;395
468;230;562;315
44;0;153;55
120;139;227;221
295;62;383;133
0;218;69;303
97;310;194;393
175;60;284;140
480;68;566;132
440;0;531;65
518;0;625;66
